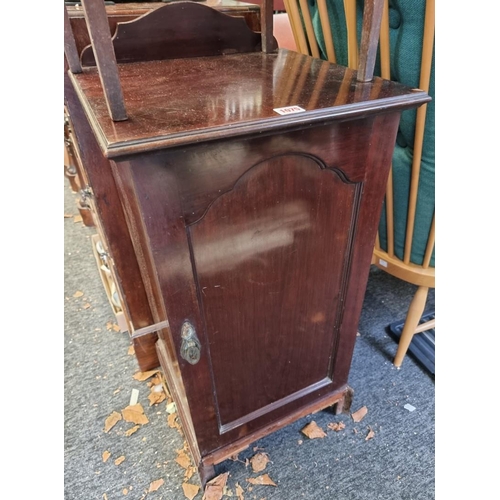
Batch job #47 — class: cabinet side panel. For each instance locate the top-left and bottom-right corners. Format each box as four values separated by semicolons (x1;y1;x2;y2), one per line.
64;73;159;370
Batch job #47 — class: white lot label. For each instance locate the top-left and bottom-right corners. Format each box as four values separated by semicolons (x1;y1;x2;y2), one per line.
273;105;306;115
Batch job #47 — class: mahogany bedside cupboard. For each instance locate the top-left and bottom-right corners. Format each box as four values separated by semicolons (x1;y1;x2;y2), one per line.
65;0;430;484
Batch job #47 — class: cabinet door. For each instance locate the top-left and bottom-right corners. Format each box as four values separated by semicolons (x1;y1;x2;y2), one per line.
187;153;359;434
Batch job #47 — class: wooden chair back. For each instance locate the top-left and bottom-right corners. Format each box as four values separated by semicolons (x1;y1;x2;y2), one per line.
284;0;435;368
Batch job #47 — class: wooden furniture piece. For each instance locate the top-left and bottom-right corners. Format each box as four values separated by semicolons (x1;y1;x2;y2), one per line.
65;0;262;54
64;0;429;484
284;0;435;368
64;0;263;371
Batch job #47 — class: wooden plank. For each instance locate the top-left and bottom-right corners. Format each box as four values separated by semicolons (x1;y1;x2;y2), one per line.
64;4;82;73
80;2;262;66
80;0;127;121
357;0;384;82
261;0;275;53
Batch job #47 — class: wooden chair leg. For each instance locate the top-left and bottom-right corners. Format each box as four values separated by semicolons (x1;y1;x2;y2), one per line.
393;285;429;368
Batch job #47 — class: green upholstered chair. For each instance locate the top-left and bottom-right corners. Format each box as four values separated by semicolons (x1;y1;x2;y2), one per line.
284;0;435;368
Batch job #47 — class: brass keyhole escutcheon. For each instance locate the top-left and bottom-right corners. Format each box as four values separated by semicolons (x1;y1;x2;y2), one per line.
180;321;201;365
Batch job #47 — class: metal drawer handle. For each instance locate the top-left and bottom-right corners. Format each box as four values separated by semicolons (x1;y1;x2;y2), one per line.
180;321;201;365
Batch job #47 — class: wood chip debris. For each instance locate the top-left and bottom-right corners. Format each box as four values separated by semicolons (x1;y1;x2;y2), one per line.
300;421;327;439
202;472;229;500
250;452;270;473
168;412;182;431
235;483;245;499
122;403;149;425
125;425;140;437
114;456;125;466
149;374;163;386
73;291;84;298
104;411;122;433
148;479;164;492
246;474;277;487
148;384;166;406
327;422;346;432
102;450;111;463
133;370;160;382
184;465;197;481
351;406;368;423
182;482;200;500
222;486;233;497
175;449;192;470
365;427;375;441
157;371;173;402
228;453;246;465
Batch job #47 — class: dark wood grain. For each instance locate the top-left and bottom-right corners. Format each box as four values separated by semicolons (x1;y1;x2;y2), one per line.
157;119;376;227
64;4;82;73
80;0;128;121
261;0;275;52
188;153;359;431
66;1;262;57
69;49;429;157
80;2;267;66
357;0;385;82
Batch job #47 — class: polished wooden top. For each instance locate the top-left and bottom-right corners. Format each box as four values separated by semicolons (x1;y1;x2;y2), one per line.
69;48;430;158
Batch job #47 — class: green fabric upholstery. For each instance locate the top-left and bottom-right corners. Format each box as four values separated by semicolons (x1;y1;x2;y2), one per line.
309;0;435;267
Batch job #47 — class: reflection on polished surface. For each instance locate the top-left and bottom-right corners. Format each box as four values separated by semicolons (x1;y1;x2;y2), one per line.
71;48;426;153
191;199;310;275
